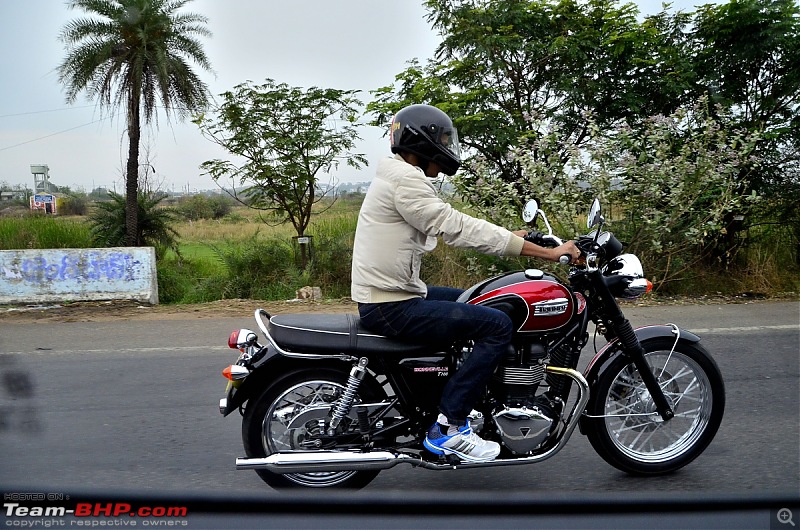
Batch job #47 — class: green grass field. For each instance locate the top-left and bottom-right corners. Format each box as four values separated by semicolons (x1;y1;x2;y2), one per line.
1;195;797;304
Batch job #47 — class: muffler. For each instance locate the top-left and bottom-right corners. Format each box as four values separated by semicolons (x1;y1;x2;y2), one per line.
236;366;588;475
236;450;418;474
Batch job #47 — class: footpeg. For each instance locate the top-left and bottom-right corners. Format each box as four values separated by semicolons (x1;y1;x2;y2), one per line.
445;454;461;466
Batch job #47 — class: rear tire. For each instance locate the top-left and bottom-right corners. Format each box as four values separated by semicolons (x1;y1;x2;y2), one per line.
585;338;725;475
242;368;383;489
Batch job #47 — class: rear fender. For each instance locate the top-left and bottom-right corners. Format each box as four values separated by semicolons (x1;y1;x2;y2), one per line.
219;354;349;417
577;325;700;434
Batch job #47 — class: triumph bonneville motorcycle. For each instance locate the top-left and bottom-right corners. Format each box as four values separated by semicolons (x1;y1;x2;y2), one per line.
218;199;725;489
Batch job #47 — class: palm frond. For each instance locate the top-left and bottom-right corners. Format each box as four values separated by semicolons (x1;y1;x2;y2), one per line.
58;0;212;246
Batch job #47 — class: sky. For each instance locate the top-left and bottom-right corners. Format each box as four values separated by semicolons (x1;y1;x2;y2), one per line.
0;0;714;194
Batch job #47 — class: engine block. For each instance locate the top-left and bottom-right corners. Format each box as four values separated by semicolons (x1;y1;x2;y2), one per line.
495;364;545;386
493;402;557;454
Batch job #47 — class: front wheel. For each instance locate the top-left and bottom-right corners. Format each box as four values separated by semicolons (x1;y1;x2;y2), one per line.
585;338;725;475
242;368;384;489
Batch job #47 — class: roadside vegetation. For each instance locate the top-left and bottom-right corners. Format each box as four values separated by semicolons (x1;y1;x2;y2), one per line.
2;0;797;305
0;190;797;305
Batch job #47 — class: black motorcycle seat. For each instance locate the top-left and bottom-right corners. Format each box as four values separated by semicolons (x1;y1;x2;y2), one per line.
268;313;446;355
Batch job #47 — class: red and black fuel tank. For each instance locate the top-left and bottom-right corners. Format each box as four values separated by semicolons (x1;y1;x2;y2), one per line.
456;269;578;332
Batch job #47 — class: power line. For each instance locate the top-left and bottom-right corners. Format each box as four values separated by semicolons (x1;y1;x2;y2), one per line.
0;106;378;153
0;103;199;119
0;105;98;119
0;114;120;153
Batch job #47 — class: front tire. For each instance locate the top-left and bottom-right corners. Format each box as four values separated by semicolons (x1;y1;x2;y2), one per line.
585;338;725;475
242;368;383;489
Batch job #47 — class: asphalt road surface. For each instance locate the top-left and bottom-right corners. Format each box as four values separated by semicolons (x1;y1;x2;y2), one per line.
1;301;797;507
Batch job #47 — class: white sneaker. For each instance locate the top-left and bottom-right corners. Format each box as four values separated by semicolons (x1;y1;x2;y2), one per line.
423;422;500;463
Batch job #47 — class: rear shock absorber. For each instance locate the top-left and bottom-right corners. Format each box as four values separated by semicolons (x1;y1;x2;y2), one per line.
328;357;368;435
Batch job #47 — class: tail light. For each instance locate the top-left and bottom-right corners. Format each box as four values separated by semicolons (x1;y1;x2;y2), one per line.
227;331;240;349
227;328;257;350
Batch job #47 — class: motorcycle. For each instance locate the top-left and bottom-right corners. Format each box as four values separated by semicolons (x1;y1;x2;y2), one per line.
218;198;725;489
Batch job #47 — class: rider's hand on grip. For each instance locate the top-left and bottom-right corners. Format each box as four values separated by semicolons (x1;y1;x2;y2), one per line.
524;230;546;245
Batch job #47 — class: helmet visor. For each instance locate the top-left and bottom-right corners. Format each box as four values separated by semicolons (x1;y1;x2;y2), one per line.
435;126;460;160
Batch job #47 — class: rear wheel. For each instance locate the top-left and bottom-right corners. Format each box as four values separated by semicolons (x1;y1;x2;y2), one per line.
585;338;725;475
242;368;383;489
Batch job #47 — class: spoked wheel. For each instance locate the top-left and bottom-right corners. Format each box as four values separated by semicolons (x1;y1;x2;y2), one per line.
586;338;725;475
242;368;384;489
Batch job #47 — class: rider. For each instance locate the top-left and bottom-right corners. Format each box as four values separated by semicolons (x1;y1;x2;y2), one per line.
351;104;580;462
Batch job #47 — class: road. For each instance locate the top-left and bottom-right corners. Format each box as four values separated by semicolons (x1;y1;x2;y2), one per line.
0;301;797;502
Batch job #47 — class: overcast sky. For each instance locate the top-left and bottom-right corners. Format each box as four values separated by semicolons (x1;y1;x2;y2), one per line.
0;0;713;193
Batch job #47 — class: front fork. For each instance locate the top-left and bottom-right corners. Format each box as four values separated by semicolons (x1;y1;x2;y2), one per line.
611;317;675;421
590;270;675;421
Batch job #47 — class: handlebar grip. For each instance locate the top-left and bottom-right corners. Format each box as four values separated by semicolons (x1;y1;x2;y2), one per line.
543;234;564;247
559;254;571;265
524;230;545;245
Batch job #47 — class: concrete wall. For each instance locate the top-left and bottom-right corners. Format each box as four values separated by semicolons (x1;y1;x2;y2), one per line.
0;247;158;305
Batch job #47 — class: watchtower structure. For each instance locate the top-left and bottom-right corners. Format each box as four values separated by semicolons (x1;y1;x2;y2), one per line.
30;164;51;194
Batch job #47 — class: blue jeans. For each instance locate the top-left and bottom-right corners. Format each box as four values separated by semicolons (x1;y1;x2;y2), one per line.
358;286;513;425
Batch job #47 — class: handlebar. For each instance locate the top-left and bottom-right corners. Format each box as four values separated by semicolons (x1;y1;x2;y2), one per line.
523;230;546;246
525;230;573;264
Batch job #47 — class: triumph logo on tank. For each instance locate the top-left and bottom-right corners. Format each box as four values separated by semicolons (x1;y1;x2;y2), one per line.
531;298;569;316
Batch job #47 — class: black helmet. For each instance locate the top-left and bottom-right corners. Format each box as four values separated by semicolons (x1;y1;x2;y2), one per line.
390;104;461;176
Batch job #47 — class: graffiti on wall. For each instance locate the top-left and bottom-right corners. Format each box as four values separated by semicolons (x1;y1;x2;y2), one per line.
0;248;158;304
4;251;139;284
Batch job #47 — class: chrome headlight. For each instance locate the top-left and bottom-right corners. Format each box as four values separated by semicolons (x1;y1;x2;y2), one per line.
605;254;644;278
603;254;652;299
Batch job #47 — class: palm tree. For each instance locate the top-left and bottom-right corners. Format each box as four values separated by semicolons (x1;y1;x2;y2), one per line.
88;191;180;258
58;0;212;246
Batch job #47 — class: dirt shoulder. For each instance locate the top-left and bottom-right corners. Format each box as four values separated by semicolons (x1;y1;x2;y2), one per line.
0;298;358;323
1;293;796;324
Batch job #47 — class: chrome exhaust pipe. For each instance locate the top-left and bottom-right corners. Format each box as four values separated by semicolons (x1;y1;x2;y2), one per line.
236;366;589;475
236;450;418;474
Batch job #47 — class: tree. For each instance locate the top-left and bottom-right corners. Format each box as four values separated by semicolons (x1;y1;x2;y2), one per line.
694;0;799;163
369;0;799;265
60;192;89;216
194;79;366;269
692;0;800;224
58;0;212;246
88;191;180;258
463;97;761;289
175;193;232;221
368;0;695;204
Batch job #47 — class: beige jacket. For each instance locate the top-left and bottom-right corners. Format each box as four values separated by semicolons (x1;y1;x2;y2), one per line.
351;155;525;303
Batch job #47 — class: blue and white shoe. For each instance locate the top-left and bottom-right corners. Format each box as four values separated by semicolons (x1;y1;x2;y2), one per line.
423;422;500;463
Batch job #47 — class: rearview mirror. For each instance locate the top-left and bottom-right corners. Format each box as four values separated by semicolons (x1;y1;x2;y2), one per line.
587;198;603;229
522;200;539;223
